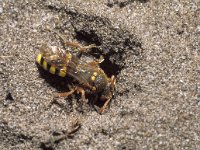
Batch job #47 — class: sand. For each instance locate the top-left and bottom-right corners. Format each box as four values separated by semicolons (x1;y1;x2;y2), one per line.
0;0;200;149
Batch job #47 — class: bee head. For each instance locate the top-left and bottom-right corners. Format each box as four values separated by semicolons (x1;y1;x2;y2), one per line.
99;75;116;102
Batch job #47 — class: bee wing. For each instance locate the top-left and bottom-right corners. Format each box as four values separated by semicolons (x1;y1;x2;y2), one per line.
40;45;95;89
66;58;95;89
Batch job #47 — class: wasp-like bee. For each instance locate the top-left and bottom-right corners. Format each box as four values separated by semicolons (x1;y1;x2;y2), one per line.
36;40;116;114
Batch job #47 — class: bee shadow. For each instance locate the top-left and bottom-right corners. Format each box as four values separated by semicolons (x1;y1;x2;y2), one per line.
36;65;71;92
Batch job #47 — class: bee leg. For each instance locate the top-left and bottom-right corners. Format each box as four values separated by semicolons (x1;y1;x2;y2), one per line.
87;55;104;67
76;87;87;105
55;87;77;97
76;87;86;100
64;42;96;52
110;75;116;91
97;55;104;63
46;28;96;52
98;97;112;114
79;44;96;53
90;95;98;111
64;41;82;48
76;87;87;111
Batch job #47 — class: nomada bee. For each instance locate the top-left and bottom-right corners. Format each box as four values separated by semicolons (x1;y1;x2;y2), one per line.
36;32;116;114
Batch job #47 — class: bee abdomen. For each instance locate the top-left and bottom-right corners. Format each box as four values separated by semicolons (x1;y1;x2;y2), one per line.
36;53;67;77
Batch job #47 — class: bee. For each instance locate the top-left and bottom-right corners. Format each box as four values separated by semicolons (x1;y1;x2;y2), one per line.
36;38;116;114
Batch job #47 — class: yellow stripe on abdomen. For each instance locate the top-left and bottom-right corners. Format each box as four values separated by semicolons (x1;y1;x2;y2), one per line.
36;54;42;65
36;53;67;77
42;60;48;70
36;53;48;71
58;69;66;77
49;66;56;74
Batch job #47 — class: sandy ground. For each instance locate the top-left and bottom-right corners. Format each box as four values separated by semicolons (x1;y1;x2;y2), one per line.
0;0;200;149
